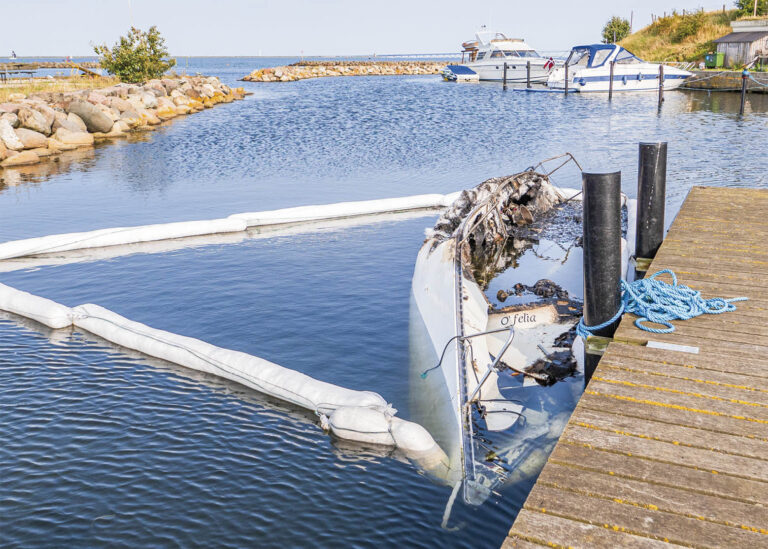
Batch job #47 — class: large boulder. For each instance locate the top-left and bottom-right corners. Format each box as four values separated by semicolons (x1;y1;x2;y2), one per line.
1;150;40;167
140;92;158;109
0;118;24;150
107;97;133;113
54;127;95;146
0;139;7;161
17;107;52;135
52;111;78;133
67;112;88;132
30;103;56;130
66;100;113;133
87;91;109;105
14;128;48;149
0;102;22;114
1;112;19;128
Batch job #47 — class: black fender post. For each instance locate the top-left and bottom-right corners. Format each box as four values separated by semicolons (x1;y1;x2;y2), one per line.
582;171;622;382
636;142;667;264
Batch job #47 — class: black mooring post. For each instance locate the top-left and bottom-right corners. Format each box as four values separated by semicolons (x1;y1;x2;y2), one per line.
582;171;623;382
658;64;665;106
608;61;615;101
564;63;569;95
503;63;508;91
526;61;531;88
740;69;749;115
636;142;667;263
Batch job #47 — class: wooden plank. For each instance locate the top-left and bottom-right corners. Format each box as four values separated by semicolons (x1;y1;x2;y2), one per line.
506;510;679;549
571;406;768;460
523;484;768;548
604;343;768;377
561;420;768;482
586;378;768;425
549;443;768;505
580;392;768;441
592;365;768;408
537;462;768;534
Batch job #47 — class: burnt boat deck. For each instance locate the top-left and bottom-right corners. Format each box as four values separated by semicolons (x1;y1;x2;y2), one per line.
503;186;768;548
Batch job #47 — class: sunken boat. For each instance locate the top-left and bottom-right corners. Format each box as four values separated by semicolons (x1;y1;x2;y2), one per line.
409;155;634;507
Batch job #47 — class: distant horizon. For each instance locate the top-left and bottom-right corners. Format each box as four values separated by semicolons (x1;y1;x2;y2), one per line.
3;0;731;57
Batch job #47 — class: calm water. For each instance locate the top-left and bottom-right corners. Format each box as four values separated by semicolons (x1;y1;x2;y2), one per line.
1;58;767;548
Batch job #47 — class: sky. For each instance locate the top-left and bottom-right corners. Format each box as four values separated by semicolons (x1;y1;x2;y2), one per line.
2;0;732;57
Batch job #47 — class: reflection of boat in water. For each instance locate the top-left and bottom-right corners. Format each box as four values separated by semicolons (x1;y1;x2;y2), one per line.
547;44;692;92
442;29;557;83
410;154;633;508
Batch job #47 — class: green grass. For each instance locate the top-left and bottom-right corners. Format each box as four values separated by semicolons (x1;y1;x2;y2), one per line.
620;9;741;62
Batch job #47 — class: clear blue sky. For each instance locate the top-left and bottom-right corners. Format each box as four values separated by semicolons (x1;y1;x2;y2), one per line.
3;0;731;57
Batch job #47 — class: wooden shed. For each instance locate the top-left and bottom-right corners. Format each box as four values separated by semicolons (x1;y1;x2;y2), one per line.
714;19;768;67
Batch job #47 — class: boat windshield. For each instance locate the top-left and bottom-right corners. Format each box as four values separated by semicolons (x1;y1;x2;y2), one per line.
504;49;541;58
615;48;644;64
567;47;591;67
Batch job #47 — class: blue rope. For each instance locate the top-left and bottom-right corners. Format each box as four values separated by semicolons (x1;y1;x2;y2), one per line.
576;269;748;339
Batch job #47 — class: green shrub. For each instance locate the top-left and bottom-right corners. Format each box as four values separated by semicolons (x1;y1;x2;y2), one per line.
94;26;176;83
673;11;706;42
735;0;767;16
602;16;632;43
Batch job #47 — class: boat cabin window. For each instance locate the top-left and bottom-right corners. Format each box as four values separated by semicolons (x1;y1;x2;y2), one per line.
591;49;612;67
615;48;643;64
476;52;486;61
490;50;505;58
567;47;591;67
503;49;541;58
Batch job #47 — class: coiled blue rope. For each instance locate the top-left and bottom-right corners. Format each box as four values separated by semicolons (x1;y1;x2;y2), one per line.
576;269;748;338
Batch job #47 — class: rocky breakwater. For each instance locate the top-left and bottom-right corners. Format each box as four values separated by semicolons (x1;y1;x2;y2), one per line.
242;61;443;82
0;76;246;169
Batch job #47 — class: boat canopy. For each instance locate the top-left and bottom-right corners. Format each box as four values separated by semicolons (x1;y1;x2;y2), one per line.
566;44;644;68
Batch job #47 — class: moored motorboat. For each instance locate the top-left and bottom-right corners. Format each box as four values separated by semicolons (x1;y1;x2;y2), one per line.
547;44;692;92
442;29;558;83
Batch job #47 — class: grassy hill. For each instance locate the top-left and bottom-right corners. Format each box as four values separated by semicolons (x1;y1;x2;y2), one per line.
619;9;740;62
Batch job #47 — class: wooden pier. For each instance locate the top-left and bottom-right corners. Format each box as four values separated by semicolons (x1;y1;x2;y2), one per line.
504;186;768;548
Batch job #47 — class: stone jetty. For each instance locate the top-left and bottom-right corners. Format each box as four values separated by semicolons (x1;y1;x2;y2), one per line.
684;70;768;93
0;61;100;70
0;76;246;169
242;61;443;82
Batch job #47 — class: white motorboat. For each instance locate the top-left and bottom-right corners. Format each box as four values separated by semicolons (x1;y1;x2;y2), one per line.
409;155;635;507
442;29;557;83
547;44;692;92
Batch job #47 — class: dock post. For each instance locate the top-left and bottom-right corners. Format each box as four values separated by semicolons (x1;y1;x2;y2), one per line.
526;61;531;88
636;142;667;265
658;64;664;106
582;171;622;381
503;63;508;91
608;61;614;100
564;63;569;95
740;69;749;115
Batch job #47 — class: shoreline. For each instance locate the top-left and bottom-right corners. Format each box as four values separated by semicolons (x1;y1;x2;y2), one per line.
0;75;246;171
684;70;768;93
242;61;443;82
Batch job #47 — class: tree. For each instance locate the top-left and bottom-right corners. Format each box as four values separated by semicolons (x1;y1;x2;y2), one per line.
735;0;767;16
602;16;631;44
94;26;176;83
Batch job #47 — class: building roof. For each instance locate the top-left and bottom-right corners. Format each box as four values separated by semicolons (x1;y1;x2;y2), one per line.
714;31;768;43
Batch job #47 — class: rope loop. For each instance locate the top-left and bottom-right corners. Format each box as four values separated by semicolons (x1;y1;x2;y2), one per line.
576;269;748;339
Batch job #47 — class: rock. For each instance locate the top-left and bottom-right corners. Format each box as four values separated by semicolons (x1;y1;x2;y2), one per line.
54;127;95;146
1;150;40;167
17;107;52;135
107;97;133;112
29;146;58;158
66;100;113;133
30;104;56;129
52;111;78;132
1;112;19;128
140;111;161;125
0;103;22;114
185;88;202;100
155;105;177;120
95;103;120;122
174;104;192;115
67;113;88;132
157;96;175;109
140;92;158;109
172;94;190;106
162;79;179;93
0;118;24;150
0;140;7;161
47;137;79;152
187;99;204;111
14;128;48;149
87;91;109;104
7;93;25;102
